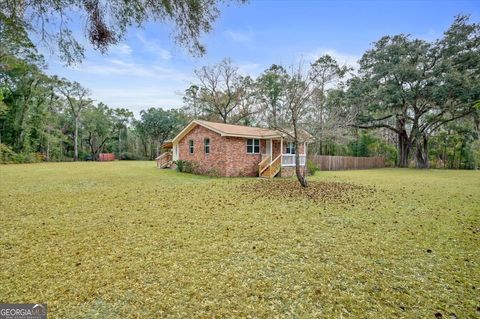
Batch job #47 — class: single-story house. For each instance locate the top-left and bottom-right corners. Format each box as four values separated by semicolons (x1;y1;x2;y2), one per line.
157;119;311;177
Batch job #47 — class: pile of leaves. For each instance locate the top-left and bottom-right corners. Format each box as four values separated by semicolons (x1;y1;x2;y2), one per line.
241;179;376;204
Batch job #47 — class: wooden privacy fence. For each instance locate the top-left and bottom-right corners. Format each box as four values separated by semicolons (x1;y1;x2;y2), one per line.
310;155;385;171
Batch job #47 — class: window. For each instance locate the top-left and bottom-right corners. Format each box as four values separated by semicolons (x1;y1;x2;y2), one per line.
247;139;260;154
286;142;296;154
189;140;194;154
204;138;210;154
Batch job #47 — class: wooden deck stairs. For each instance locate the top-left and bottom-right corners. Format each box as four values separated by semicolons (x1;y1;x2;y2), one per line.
258;154;281;178
156;152;173;169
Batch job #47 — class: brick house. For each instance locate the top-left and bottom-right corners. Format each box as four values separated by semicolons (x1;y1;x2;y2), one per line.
157;120;311;177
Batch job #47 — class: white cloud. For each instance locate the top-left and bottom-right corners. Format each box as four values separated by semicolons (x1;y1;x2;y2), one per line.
300;48;360;70
91;87;183;114
114;43;133;55
64;57;194;114
223;29;253;42
237;62;261;76
69;58;192;82
136;33;172;60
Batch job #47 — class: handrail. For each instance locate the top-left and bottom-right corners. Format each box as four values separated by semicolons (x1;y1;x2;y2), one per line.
156;151;171;160
281;154;306;166
272;154;282;164
258;156;271;175
260;154;282;177
156;151;173;168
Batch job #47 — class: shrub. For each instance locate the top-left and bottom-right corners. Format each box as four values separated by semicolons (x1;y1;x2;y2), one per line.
119;152;144;160
205;168;221;177
175;160;196;173
0;143;17;163
184;161;198;174
12;152;43;164
175;160;186;172
307;160;319;176
0;145;45;164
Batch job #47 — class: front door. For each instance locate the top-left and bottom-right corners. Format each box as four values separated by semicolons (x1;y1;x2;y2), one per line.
265;139;272;159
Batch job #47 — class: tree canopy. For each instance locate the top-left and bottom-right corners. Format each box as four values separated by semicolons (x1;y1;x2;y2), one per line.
0;0;246;64
350;15;479;167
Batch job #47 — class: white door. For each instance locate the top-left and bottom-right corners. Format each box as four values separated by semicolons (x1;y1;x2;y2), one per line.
265;140;272;158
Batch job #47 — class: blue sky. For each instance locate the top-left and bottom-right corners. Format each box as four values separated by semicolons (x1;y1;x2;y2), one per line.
42;0;480;116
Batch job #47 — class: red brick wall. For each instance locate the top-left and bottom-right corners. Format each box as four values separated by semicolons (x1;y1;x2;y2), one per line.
177;124;308;177
178;124;267;177
272;140;281;158
178;125;226;175
223;137;266;176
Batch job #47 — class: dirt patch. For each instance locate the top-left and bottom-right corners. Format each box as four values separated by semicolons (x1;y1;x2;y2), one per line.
240;179;375;204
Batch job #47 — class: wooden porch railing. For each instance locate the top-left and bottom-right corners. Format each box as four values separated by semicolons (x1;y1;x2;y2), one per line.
281;154;306;166
258;156;271;175
156;152;173;168
259;154;282;178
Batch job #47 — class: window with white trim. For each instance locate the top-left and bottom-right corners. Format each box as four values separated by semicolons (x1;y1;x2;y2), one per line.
189;140;194;154
246;139;260;154
286;142;296;154
204;138;210;154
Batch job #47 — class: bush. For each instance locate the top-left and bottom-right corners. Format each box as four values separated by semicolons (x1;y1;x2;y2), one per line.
204;168;221;177
307;160;319;176
119;152;144;160
175;160;186;172
175;160;220;176
175;160;196;173
184;161;196;173
13;152;43;164
0;143;17;163
0;144;44;164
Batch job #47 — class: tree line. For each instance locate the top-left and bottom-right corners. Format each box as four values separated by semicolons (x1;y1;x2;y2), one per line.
0;19;188;163
1;14;478;170
181;15;480;170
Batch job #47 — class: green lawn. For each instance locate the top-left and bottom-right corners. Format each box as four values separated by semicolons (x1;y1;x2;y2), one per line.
0;162;479;318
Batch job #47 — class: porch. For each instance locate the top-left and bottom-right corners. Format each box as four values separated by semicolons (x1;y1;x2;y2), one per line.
258;138;307;178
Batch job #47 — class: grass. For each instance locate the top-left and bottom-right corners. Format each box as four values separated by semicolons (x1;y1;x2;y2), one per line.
0;161;479;318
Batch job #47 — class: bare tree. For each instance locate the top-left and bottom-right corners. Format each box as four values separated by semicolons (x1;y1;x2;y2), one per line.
262;61;323;187
194;58;246;123
57;79;91;161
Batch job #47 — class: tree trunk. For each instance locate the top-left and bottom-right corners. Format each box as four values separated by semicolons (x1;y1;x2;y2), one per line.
397;134;410;167
415;134;429;168
73;116;79;161
46;124;51;161
118;131;121;156
294;140;307;188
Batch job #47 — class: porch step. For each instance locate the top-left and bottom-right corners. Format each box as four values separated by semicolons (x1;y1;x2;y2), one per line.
159;161;173;169
156;151;173;169
258;154;282;178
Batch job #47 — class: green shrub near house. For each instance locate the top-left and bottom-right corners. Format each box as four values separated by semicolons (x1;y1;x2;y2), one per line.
306;160;319;175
